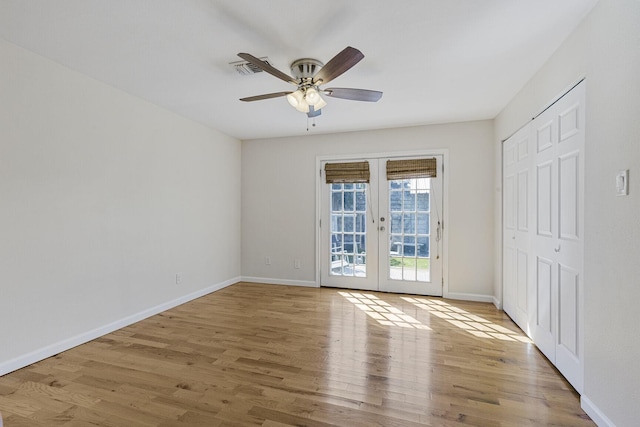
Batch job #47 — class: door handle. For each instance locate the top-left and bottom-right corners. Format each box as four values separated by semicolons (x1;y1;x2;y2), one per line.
379;226;385;231
554;245;561;253
380;217;385;222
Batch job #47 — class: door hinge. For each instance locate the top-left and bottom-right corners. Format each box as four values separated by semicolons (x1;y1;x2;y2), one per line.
319;219;322;228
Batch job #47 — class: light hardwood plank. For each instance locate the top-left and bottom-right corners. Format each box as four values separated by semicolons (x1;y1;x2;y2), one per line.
0;282;594;426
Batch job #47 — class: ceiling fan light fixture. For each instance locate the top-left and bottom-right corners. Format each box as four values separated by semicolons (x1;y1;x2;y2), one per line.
295;98;310;113
314;95;327;110
305;87;321;105
286;89;304;108
287;89;310;112
237;47;382;118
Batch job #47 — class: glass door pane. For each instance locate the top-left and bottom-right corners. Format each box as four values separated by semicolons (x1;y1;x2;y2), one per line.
329;183;367;277
379;156;443;296
320;160;379;291
388;178;431;282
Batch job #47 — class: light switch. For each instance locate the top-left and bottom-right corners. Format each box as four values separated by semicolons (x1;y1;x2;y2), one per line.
616;169;629;196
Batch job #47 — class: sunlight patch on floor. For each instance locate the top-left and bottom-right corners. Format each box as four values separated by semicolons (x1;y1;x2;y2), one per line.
339;291;431;330
402;297;532;343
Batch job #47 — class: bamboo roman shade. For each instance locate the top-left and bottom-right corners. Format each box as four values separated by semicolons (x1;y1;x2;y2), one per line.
386;158;437;180
324;161;370;183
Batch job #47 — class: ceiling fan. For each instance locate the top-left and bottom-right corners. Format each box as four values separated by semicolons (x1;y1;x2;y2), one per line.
237;46;382;118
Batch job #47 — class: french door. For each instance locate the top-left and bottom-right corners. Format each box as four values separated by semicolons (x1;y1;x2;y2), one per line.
319;156;444;296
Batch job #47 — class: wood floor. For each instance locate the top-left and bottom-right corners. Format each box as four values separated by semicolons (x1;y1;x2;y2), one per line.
0;282;594;426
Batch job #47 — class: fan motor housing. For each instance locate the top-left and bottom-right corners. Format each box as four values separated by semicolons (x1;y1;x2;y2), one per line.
290;58;324;81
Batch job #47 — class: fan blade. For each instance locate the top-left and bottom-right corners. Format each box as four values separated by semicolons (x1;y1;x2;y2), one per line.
313;46;364;85
240;91;291;102
237;53;297;85
324;88;383;102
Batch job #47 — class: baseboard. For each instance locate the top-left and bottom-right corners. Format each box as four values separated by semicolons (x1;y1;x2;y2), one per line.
241;276;318;288
0;277;240;377
444;292;495;304
492;296;502;310
581;395;616;427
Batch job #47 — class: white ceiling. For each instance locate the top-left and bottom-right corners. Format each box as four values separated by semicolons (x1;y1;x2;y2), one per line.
1;1;598;140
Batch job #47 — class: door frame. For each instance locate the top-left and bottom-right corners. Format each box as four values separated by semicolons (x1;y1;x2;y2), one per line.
315;149;449;295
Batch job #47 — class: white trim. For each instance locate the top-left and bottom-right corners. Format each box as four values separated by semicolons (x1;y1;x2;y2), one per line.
315;149;449;295
440;152;450;298
316;149;448;163
500;75;586;143
492;296;502;310
0;277;239;377
581;396;616;427
444;292;495;304
241;277;318;288
534;76;586;122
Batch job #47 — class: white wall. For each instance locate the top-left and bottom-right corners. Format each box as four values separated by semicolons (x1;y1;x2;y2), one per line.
494;1;640;425
0;40;242;373
492;0;590;310
242;120;495;299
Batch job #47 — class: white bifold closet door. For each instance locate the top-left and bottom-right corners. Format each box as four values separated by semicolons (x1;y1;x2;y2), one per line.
502;123;533;335
502;81;585;393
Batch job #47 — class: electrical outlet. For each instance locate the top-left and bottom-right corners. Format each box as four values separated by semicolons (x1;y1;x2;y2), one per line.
176;273;183;285
265;256;271;265
294;259;301;269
